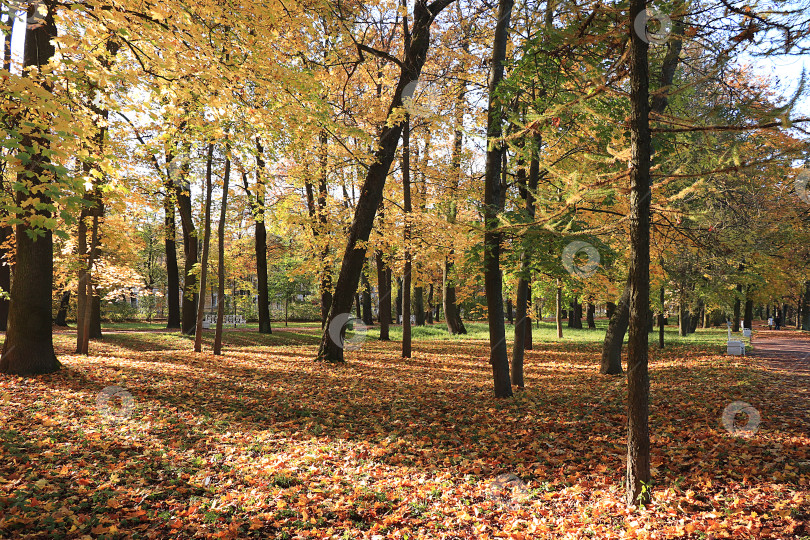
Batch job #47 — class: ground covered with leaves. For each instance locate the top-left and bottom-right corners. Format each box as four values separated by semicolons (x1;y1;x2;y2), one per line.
1;324;808;539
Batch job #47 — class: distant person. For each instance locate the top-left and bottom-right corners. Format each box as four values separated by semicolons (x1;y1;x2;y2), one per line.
768;316;774;330
775;314;781;330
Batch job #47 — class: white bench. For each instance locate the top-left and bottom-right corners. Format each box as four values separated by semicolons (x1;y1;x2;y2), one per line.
727;323;745;356
202;314;246;329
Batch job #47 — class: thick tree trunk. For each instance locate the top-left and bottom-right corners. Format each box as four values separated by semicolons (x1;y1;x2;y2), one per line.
376;252;391;340
413;283;425;326
176;155;199;335
482;0;514;398
0;2;60;375
802;281;810;331
252;141;272;334
732;287;742;333
213;151;230;356
316;0;454;362
164;192;181;329
601;283;629;375
194;143;215;353
55;291;70;327
0;226;10;331
626;0;652;507
744;298;753;331
606;302;616;319
586;301;596;329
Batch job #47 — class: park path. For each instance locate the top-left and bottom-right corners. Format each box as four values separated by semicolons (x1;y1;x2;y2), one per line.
749;324;810;412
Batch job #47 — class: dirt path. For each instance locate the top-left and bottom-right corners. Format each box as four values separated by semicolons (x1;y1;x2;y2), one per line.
749;324;810;412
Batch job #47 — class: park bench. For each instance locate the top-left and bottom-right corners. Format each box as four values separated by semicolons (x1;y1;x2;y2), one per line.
726;322;746;356
202;314;246;329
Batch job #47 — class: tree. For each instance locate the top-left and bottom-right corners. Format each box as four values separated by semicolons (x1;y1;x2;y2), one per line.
1;1;60;375
483;0;514;398
625;0;653;507
214;147;231;356
194;143;215;353
316;0;457;363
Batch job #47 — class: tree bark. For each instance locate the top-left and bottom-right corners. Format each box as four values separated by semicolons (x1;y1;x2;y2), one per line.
164;190;181;329
376;251;391;340
802;281;810;331
0;226;10;331
361;266;373;326
194;143;215;352
214;150;230;356
626;0;652;507
252;140;272;334
316;0;455;362
426;283;434;324
1;2;60;375
555;281;563;339
586;301;596;329
658;285;665;349
176;149;199;335
601;283;629;374
55;291;70;327
483;0;514;397
744;298;753;331
402;117;413;358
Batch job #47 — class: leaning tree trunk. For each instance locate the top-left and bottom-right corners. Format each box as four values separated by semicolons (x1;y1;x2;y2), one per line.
482;0;514;397
316;0;456;362
601;283;629;375
213;149;230;356
626;0;652;507
1;2;60;375
194;143;215;353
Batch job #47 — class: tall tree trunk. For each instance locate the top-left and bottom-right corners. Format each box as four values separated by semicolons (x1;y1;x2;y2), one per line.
396;277;403;323
626;0;652;507
176;150;199;335
402;117;413;358
214;150;230;356
802;281;810;331
1;1;60;375
555;280;563;339
54;291;70;327
413;279;425;326
601;283;629;374
361;266;373;326
744;298;753;331
376;251;391;340
194;143;215;352
0;225;10;331
658;285;665;349
733;285;742;333
600;13;683;360
164;190;181;329
316;0;454;362
426;283;434;324
443;256;466;334
483;0;514;397
586;300;596;329
524;283;532;350
252;139;272;334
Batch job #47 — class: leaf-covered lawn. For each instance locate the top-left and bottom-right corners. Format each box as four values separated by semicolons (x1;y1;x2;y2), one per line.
1;328;808;539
